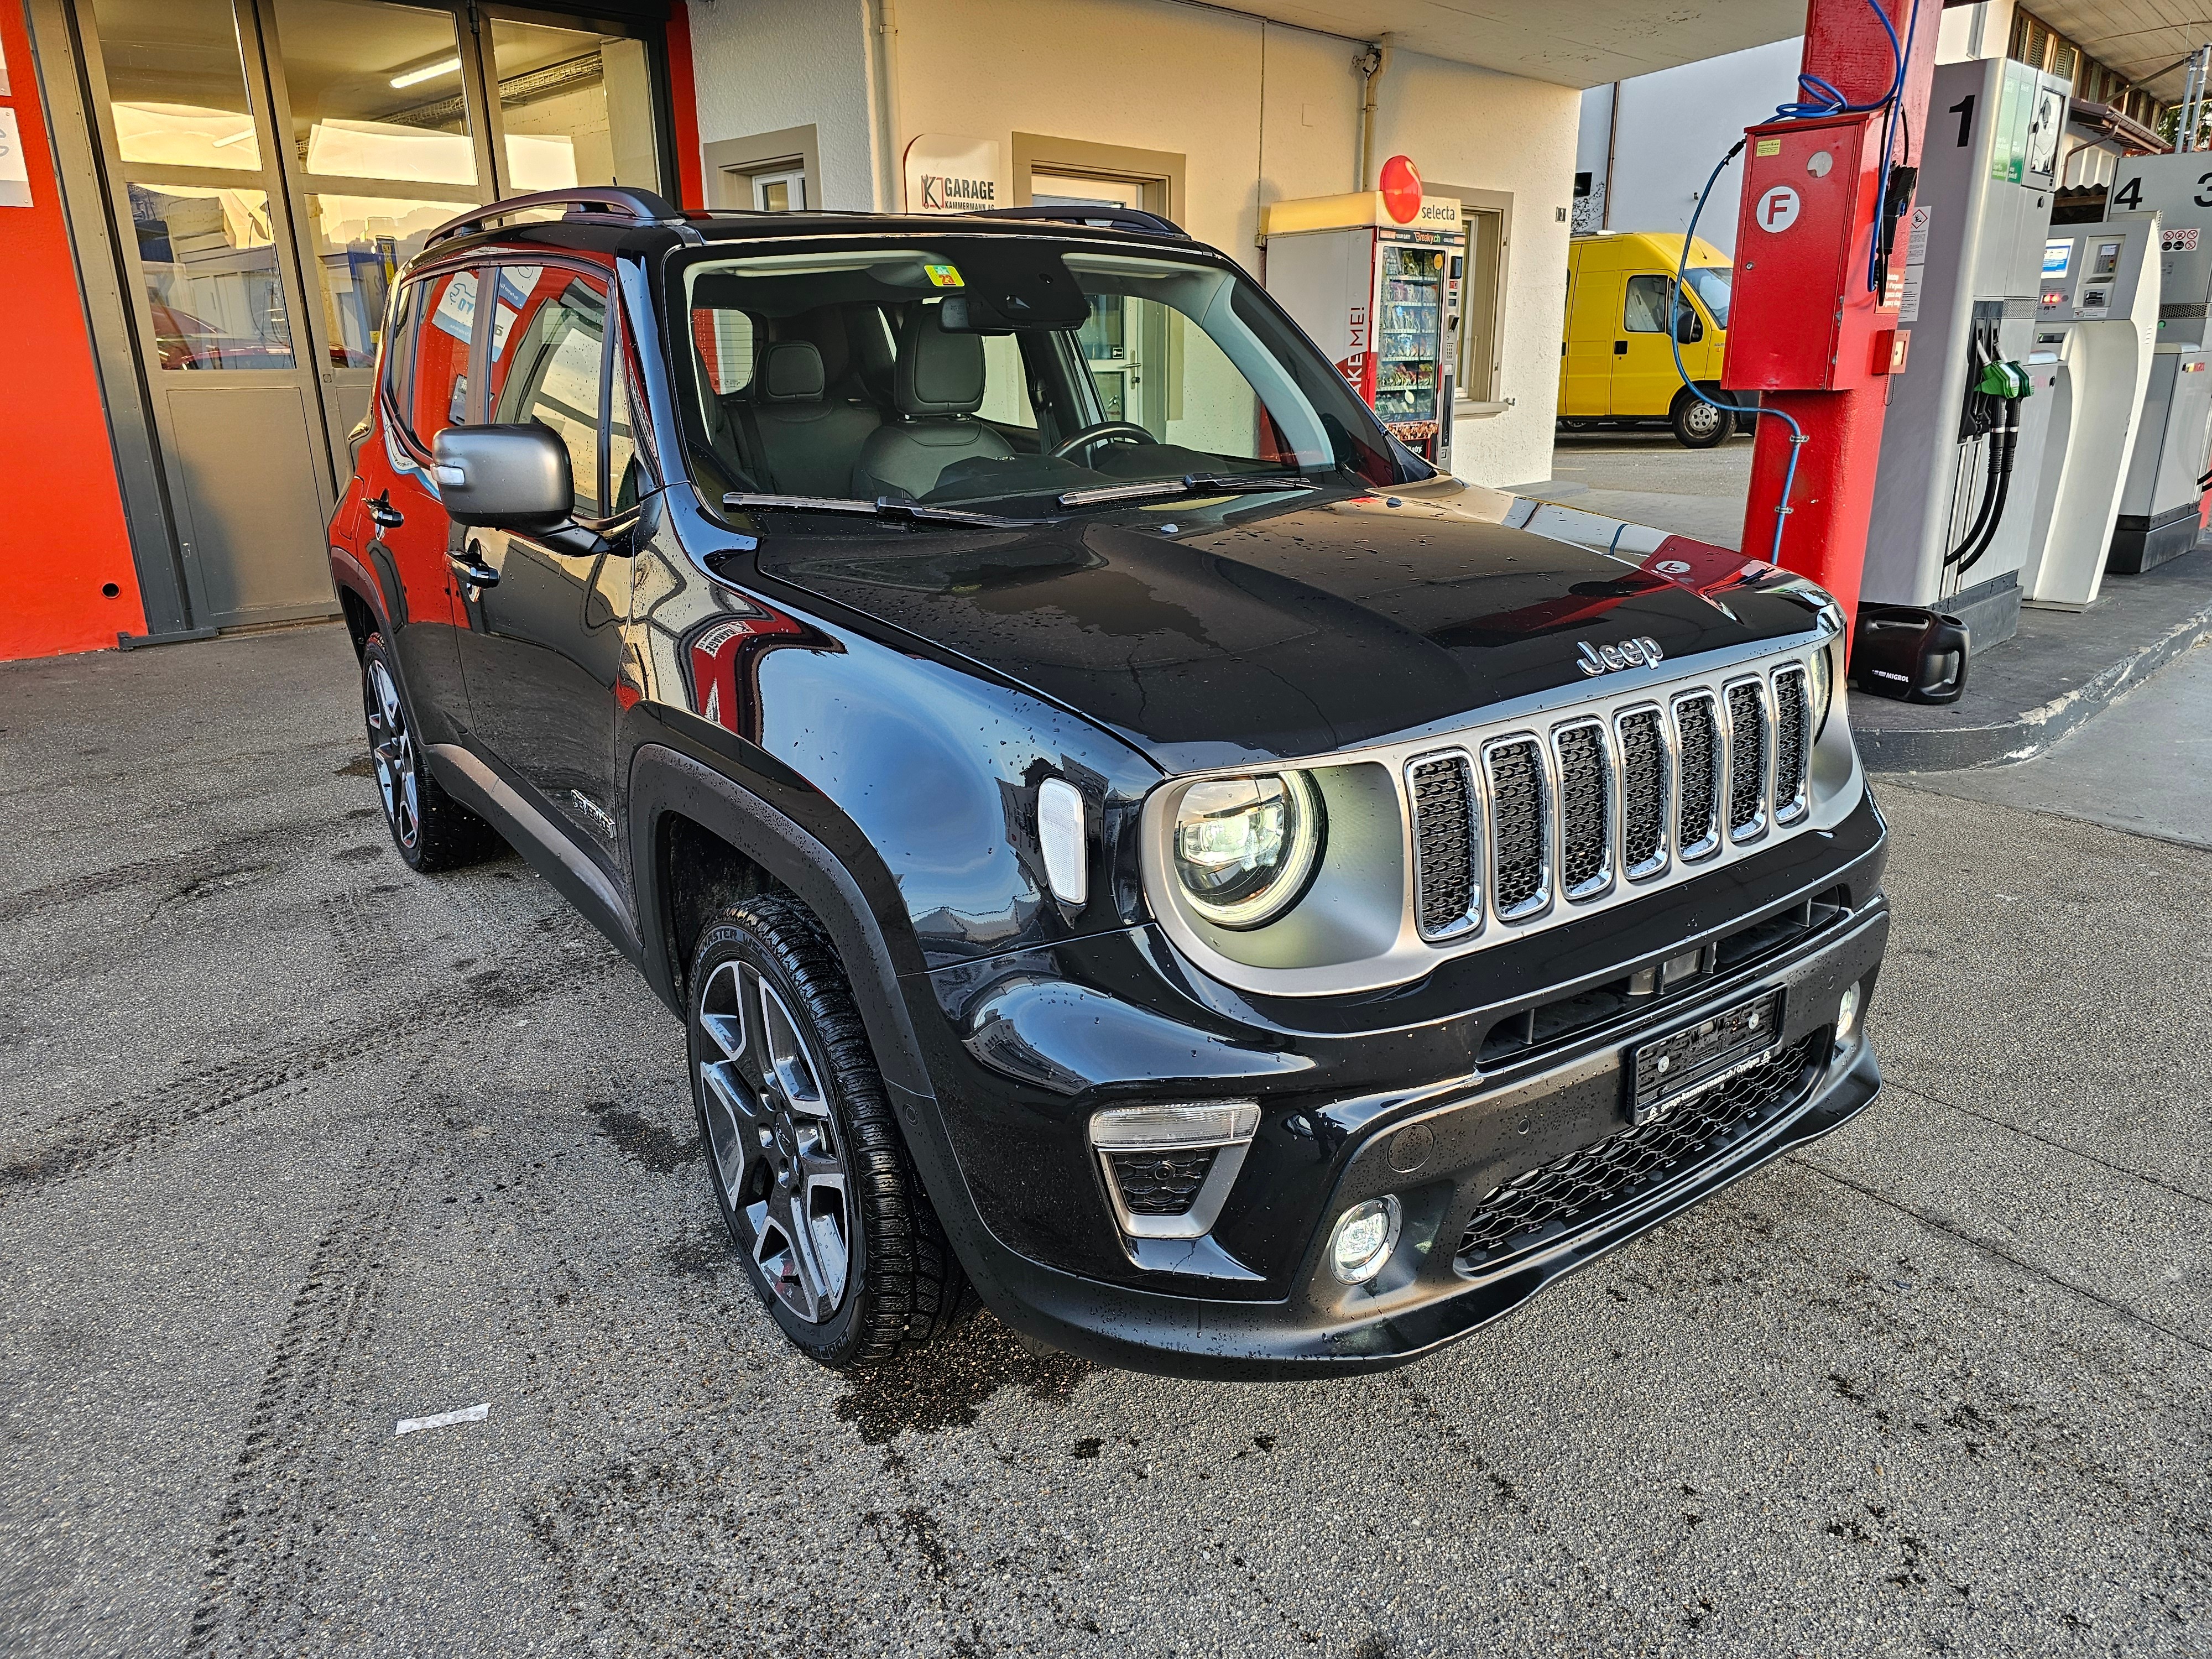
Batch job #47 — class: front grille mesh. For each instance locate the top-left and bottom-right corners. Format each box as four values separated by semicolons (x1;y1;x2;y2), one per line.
1110;1149;1216;1215
1677;694;1720;855
1619;709;1667;873
1554;724;1610;895
1405;655;1815;941
1410;754;1479;936
1486;739;1547;916
1773;666;1810;818
1454;1031;1823;1272
1726;682;1766;834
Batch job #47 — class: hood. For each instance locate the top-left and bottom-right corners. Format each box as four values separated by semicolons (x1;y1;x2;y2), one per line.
755;481;1832;772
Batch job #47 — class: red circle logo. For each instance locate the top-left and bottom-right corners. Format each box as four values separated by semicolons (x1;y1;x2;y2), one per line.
1379;154;1423;224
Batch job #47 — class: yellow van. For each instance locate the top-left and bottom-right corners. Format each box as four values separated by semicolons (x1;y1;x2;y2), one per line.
1558;232;1736;447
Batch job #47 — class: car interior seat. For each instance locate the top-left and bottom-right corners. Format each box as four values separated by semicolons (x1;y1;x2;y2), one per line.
851;311;1014;500
749;341;882;498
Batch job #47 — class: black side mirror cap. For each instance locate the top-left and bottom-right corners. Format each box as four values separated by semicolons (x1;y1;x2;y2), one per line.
432;424;573;532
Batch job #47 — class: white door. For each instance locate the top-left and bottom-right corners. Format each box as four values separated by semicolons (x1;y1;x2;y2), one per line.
1031;173;1149;430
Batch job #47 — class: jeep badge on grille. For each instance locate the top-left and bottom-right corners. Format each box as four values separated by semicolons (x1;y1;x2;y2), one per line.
1577;637;1665;676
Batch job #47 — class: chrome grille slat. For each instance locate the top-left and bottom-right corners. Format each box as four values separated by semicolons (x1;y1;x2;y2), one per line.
1407;751;1481;940
1673;692;1723;862
1725;679;1770;842
1484;737;1551;921
1616;706;1670;880
1552;719;1614;901
1771;665;1811;824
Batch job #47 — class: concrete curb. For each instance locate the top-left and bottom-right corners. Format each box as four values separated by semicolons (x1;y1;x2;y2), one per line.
1859;600;2212;774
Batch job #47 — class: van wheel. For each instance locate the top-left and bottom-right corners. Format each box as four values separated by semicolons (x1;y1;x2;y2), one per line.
1671;390;1733;448
360;632;499;872
688;895;977;1369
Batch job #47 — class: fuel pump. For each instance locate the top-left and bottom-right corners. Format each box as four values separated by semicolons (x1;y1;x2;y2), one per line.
2103;153;2212;573
1859;56;2070;663
2017;217;2161;609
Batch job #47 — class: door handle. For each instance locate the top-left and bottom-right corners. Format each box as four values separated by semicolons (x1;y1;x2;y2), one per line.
368;491;404;529
1614;340;1629;356
450;542;499;588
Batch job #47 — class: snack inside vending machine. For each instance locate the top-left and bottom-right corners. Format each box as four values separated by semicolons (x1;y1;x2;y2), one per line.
1260;158;1467;465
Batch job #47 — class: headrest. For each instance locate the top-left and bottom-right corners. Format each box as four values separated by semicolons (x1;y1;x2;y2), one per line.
896;315;987;416
759;341;825;403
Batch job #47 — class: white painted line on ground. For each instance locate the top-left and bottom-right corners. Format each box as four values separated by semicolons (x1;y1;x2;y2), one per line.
395;1403;490;1437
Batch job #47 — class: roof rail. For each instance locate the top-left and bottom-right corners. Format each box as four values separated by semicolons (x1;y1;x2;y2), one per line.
973;204;1188;238
421;187;690;251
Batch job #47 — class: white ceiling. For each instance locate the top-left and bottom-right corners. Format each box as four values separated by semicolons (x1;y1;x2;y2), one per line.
1198;0;1809;89
2026;2;2212;99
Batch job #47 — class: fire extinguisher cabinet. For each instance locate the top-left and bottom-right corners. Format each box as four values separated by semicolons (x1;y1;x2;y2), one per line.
1261;167;1467;466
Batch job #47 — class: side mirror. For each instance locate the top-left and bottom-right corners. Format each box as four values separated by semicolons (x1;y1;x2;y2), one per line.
1675;307;1704;345
432;424;573;532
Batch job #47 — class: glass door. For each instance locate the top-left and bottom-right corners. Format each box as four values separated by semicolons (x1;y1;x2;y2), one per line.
262;0;495;475
82;0;340;628
1032;172;1153;431
1374;240;1443;450
482;9;661;196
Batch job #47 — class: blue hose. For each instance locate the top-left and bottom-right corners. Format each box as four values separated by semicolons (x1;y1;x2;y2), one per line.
1668;143;1804;565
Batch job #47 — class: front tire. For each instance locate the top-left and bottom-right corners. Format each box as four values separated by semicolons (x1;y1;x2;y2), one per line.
688;895;974;1368
359;632;498;872
1671;389;1733;448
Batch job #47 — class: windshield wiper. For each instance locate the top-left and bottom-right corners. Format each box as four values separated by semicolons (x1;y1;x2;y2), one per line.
722;492;1059;529
1055;473;1318;509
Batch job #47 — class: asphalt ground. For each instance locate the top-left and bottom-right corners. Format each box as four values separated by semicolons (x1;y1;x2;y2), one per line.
1;622;2206;1658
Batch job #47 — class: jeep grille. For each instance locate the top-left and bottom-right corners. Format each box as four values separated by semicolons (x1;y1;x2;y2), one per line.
1406;654;1818;941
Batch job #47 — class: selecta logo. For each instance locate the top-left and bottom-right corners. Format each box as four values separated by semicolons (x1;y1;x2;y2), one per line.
1379;154;1423;225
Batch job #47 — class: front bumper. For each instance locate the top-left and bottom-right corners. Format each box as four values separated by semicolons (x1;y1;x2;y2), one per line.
902;891;1888;1380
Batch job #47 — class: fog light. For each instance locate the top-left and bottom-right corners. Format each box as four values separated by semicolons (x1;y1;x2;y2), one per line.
1837;981;1863;1042
1328;1195;1402;1285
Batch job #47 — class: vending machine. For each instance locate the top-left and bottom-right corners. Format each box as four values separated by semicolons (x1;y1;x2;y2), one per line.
1260;163;1467;465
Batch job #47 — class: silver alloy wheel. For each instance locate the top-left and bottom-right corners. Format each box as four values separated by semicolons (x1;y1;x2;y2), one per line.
1681;399;1726;440
364;658;421;849
696;958;852;1322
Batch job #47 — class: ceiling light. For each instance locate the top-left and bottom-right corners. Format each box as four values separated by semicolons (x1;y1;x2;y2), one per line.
390;55;461;88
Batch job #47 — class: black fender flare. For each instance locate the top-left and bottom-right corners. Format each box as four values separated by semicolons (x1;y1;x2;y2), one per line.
329;544;396;644
625;742;935;1103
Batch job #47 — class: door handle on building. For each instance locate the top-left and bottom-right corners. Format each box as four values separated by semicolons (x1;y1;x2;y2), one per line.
450;542;500;588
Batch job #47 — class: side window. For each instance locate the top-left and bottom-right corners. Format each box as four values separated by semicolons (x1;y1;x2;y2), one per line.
393;268;479;448
692;306;755;395
491;265;613;520
1624;274;1700;342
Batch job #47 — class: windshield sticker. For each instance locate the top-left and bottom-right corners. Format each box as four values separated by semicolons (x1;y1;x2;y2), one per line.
922;263;964;288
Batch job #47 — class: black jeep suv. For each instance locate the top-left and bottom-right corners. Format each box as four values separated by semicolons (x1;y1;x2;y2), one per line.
328;186;1889;1379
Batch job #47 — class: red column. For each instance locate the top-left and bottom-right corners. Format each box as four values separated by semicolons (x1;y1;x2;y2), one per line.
663;2;705;212
0;4;147;659
1739;0;1939;636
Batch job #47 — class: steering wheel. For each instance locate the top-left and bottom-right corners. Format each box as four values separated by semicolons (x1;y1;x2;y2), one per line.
1050;420;1155;465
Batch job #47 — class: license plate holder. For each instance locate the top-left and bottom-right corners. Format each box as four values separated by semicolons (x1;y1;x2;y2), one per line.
1628;989;1784;1125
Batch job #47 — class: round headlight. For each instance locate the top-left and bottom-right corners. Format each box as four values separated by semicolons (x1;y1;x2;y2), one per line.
1171;771;1324;930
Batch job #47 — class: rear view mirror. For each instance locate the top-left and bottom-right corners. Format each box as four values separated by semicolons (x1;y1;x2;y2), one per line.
1674;306;1704;345
433;425;573;532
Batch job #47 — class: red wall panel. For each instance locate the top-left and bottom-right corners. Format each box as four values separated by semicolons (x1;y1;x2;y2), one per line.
0;2;147;659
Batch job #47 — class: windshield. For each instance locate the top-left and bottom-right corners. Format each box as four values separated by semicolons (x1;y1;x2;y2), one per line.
1684;264;1730;331
668;237;1428;518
